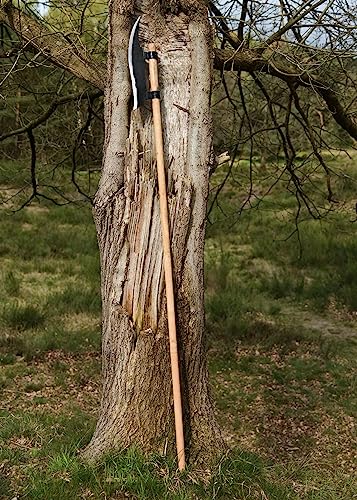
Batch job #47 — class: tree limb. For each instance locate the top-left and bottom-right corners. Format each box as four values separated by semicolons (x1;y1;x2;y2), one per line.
0;1;106;90
0;89;103;141
237;0;249;42
261;0;326;50
208;1;356;142
214;49;357;141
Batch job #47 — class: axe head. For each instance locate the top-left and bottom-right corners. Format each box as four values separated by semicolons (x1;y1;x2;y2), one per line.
128;17;147;109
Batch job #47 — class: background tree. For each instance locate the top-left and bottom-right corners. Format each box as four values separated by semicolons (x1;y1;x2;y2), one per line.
0;0;356;465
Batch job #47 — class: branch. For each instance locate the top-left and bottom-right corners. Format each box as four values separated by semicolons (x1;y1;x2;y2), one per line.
209;2;241;48
0;89;103;141
214;49;357;141
237;0;249;42
0;1;106;90
71;96;97;204
261;0;326;50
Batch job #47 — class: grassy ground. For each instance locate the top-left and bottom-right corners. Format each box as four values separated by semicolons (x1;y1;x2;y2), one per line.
0;154;356;499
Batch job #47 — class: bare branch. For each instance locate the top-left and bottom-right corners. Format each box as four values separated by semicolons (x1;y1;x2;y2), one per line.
0;1;106;90
209;2;242;48
71;96;97;204
214;49;357;142
0;89;102;141
262;0;326;50
238;0;249;42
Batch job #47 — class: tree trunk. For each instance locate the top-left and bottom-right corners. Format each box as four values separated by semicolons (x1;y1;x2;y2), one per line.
84;0;224;465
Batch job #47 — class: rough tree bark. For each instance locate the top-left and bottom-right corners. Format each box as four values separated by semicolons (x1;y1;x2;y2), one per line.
83;0;224;464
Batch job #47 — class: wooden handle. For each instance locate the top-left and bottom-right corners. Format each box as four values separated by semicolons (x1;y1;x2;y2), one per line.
147;43;186;472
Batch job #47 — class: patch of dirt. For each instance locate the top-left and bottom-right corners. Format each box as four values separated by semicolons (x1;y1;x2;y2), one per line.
281;305;357;338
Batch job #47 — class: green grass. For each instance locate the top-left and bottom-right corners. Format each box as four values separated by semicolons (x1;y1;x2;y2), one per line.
46;284;102;314
3;270;21;296
0;154;356;498
207;152;357;315
0;445;297;499
1;303;46;330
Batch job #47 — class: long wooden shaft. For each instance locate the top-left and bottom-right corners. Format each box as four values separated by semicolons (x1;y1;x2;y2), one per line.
147;43;185;471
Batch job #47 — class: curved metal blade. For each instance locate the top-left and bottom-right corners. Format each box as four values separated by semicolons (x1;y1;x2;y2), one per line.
128;17;147;109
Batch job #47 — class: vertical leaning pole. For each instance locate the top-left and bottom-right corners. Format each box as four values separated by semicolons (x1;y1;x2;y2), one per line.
146;43;186;471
